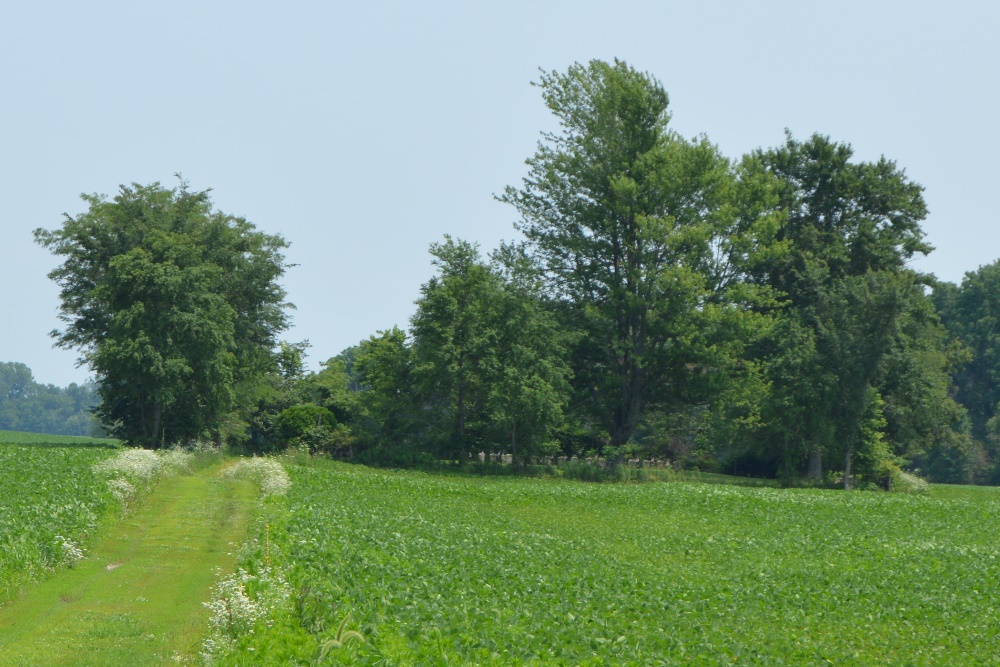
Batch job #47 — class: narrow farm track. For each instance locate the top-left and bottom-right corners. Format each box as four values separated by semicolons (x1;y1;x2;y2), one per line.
0;462;256;666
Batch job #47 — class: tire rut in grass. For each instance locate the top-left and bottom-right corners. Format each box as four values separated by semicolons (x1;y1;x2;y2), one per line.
0;462;257;667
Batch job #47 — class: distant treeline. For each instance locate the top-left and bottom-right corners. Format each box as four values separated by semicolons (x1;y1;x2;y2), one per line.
0;362;102;436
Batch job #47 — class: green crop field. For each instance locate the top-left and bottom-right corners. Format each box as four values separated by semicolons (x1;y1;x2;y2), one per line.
0;429;119;448
0;442;118;601
218;461;1000;666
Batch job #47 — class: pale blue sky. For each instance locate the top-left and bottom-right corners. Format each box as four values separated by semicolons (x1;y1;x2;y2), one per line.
2;0;996;386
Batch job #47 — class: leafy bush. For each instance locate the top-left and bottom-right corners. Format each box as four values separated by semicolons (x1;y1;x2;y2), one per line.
274;404;353;456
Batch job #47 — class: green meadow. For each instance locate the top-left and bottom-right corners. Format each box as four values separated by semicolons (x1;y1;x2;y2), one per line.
0;430;119;448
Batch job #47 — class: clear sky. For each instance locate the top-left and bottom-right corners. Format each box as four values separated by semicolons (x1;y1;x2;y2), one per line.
2;0;996;387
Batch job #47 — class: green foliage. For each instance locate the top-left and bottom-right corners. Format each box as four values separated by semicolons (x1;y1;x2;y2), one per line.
275;404;352;456
0;362;103;436
497;59;789;460
410;237;499;455
409;237;571;462
298;356;361;426
0;444;118;601
742;133;944;486
217;461;1000;665
276;405;337;441
501;59;763;448
34;179;291;448
352;326;416;454
933;262;1000;459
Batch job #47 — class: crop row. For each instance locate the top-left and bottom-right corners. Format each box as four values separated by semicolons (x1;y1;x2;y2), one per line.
218;463;1000;666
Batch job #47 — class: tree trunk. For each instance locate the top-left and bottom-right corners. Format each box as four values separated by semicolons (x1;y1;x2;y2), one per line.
511;421;517;467
807;446;822;480
456;379;466;460
843;442;853;491
151;402;163;450
610;370;643;446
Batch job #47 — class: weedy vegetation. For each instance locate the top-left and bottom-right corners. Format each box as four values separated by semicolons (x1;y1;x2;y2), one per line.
213;460;1000;666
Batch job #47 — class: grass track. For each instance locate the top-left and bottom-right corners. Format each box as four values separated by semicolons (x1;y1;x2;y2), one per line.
0;461;256;666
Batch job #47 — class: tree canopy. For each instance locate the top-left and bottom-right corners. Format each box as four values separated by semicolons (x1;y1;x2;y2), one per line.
35;180;291;448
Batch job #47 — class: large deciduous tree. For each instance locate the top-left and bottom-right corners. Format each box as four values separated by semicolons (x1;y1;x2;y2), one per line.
933;263;1000;441
410;237;571;462
35;180;290;447
501;59;775;450
748;133;934;487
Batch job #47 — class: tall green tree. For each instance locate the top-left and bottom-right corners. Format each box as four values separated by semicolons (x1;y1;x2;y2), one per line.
410;238;499;456
353;326;415;455
879;292;974;483
748;133;934;486
488;244;572;464
501;59;777;449
815;271;914;489
35;180;290;447
933;263;1000;442
409;238;571;461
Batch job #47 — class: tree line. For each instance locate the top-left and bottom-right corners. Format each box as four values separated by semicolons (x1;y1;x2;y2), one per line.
0;362;101;436
31;59;1000;488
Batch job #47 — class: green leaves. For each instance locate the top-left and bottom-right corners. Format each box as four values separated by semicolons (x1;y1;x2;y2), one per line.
503;60;781;449
34;180;291;447
0;442;118;601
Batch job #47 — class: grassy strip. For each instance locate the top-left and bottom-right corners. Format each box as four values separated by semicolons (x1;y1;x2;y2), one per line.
219;460;1000;666
0;460;256;666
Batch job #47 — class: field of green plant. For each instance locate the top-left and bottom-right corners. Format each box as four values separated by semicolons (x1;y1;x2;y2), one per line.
0;429;119;447
0;442;118;600
218;461;1000;666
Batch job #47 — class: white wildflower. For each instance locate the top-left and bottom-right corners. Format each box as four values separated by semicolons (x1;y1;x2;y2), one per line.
54;535;85;567
93;448;163;482
200;566;290;662
94;447;196;507
107;477;137;503
159;448;195;474
222;458;291;497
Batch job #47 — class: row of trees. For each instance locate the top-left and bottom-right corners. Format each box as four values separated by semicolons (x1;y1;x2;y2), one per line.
262;61;981;489
0;362;101;436
33;59;999;487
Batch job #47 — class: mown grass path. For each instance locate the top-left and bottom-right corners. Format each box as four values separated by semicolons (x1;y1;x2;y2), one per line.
0;462;256;666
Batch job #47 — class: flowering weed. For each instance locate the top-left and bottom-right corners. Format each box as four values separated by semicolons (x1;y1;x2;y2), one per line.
221;457;291;497
92;447;195;506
